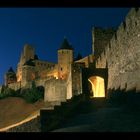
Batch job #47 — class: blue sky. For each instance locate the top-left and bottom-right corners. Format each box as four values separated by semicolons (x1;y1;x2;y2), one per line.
0;8;130;85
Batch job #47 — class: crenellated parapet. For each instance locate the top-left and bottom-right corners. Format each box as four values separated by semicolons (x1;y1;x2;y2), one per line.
92;26;116;60
95;8;140;92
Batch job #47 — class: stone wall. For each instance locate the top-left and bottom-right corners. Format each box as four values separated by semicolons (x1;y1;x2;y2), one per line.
44;78;67;102
95;8;140;93
8;82;21;90
66;69;73;99
72;63;84;96
8;81;33;91
8;76;55;91
22;65;36;83
23;44;35;63
75;54;94;68
45;64;58;79
34;60;56;71
19;44;35;66
34;60;57;79
35;78;51;87
58;49;73;79
92;27;116;59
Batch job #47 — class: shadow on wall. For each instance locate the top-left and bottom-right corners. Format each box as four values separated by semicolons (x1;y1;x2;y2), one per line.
108;87;140;111
40;94;85;132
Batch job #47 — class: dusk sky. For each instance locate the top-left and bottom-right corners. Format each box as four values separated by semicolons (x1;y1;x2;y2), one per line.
0;8;130;85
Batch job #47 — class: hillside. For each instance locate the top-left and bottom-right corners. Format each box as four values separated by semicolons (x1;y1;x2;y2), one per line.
0;97;45;130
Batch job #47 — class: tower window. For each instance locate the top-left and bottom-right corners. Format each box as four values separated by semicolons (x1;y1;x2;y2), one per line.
61;67;63;71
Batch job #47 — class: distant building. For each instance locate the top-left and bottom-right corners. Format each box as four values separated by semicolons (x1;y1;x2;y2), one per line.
5;37;93;103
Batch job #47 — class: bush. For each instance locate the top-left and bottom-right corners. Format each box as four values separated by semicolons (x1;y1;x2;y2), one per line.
0;82;44;103
0;85;18;99
22;81;44;103
22;88;43;103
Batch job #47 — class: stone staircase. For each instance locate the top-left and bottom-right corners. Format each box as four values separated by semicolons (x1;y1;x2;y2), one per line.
40;94;85;132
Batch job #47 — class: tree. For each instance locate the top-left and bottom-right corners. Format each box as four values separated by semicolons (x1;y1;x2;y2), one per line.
0;85;17;99
22;81;44;103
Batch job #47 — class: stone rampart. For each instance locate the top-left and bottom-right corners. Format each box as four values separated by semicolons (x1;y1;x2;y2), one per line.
95;8;140;92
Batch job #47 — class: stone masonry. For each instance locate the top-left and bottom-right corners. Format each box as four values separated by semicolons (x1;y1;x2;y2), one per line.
95;8;140;93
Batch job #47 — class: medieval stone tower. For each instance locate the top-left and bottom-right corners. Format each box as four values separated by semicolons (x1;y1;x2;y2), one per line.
92;27;116;60
19;44;35;65
16;44;35;82
58;38;74;80
5;67;17;85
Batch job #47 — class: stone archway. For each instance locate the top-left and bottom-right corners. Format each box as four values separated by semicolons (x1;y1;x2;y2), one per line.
88;76;105;98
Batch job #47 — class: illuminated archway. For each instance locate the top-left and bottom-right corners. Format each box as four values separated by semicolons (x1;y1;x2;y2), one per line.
88;76;105;98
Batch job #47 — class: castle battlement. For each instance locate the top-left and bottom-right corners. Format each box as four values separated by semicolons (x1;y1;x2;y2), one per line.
95;8;140;91
4;38;84;103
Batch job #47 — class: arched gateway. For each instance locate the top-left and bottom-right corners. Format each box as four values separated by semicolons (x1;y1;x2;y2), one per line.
82;67;108;98
88;76;105;98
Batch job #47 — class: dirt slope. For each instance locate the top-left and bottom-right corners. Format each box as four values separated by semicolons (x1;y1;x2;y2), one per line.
0;97;44;129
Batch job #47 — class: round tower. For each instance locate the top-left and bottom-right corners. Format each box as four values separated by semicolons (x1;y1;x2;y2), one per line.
58;38;74;80
5;67;17;85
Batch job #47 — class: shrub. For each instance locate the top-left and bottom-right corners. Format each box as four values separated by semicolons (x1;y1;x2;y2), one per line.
22;81;44;103
0;82;44;103
0;85;18;99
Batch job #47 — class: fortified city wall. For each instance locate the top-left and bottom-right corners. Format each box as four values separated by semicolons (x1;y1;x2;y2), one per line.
95;8;140;92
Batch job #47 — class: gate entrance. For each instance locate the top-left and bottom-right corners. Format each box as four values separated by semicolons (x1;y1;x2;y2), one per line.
88;76;105;98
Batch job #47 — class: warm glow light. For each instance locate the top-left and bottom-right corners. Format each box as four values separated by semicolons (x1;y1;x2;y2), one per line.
88;76;105;98
31;73;35;80
55;76;58;79
53;72;58;79
52;73;58;79
17;74;22;82
0;111;39;132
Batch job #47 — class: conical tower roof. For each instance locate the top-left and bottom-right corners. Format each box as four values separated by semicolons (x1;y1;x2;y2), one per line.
7;67;15;73
59;38;73;50
6;67;16;77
